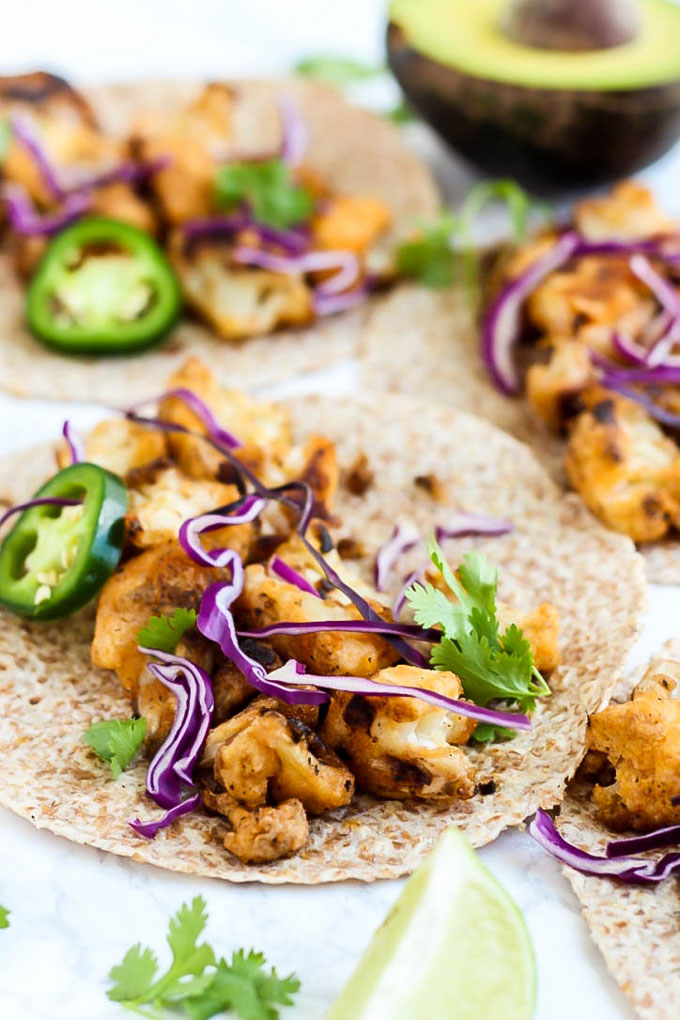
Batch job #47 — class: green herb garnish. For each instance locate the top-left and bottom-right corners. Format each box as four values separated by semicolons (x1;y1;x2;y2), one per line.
215;159;315;231
0;120;11;165
395;212;459;288
0;905;9;929
406;540;550;723
84;717;147;779
138;608;198;654
294;55;385;86
108;896;300;1020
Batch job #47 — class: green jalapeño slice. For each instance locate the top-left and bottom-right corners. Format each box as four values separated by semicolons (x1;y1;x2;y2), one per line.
0;463;127;619
26;217;182;355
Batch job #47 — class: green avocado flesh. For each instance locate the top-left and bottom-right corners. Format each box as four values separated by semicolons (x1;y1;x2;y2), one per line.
390;0;680;90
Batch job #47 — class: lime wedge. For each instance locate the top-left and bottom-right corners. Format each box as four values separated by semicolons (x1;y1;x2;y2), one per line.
328;827;535;1020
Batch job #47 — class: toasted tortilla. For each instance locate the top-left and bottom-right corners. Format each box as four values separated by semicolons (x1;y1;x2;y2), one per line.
559;641;680;1020
0;78;439;402
0;394;645;883
360;283;680;582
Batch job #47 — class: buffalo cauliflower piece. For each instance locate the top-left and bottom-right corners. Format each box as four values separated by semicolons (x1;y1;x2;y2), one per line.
587;660;680;831
565;387;680;542
321;664;477;800
311;195;391;255
203;788;309;864
575;180;677;243
525;337;594;431
56;419;167;477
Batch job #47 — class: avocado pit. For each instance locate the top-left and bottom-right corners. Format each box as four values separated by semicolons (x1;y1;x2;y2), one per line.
502;0;641;52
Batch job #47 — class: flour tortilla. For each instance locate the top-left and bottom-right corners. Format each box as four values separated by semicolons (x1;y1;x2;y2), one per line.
0;77;439;402
0;393;646;883
559;640;680;1020
360;283;680;582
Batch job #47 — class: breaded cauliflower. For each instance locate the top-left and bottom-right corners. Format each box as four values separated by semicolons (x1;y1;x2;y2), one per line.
525;337;594;431
169;237;314;341
92;527;253;696
311;195;391;255
575;180;677;243
321;665;477;800
56;419;167;477
159;357;292;483
204;789;308;864
125;465;239;550
587;660;680;831
565;387;680;542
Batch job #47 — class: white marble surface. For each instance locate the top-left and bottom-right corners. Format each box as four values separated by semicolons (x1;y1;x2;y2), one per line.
2;2;680;1018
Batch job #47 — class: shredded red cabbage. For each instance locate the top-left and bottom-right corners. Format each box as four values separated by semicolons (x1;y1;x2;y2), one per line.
3;181;91;236
269;555;322;598
182;211;310;256
598;375;680;428
232;245;361;295
179;496;268;567
9;114;64;199
530;809;680;884
61;420;85;465
278;93;308;167
237;618;441;642
129;647;214;838
313;283;372;317
197;559;329;706
482;232;580;394
630;254;680;320
0;496;83;530
126;388;241;451
435;513;513;543
375;522;421;591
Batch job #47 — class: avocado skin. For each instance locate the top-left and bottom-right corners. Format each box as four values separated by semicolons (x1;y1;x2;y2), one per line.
387;23;680;191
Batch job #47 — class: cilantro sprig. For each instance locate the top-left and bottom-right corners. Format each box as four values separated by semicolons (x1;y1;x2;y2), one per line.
84;717;147;779
215;159;315;231
406;540;550;732
108;896;300;1020
395;180;548;292
0;904;9;929
137;608;198;653
294;55;385;86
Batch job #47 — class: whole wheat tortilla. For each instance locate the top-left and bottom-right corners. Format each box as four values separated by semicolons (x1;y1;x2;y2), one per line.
0;394;646;883
360;283;680;582
0;77;439;403
558;640;680;1020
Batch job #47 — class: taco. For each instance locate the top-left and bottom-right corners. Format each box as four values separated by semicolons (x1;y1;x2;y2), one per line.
530;641;680;1020
361;180;680;581
0;357;644;883
0;72;438;402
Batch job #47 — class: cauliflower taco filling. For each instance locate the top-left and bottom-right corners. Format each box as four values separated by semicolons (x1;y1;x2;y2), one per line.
0;71;398;351
482;180;680;547
0;358;560;865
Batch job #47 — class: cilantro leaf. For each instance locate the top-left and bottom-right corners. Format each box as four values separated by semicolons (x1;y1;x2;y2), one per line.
215;159;315;231
406;538;550;719
470;724;516;743
108;945;159;1002
0;120;11;165
0;904;9;929
294;55;384;86
106;897;300;1020
395;212;459;289
386;99;414;124
84;717;147;779
138;607;198;653
184;950;300;1020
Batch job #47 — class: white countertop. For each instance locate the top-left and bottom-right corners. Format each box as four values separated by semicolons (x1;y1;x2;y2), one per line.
2;2;680;1017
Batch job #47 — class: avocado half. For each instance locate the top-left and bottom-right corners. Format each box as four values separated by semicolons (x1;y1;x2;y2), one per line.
387;0;680;189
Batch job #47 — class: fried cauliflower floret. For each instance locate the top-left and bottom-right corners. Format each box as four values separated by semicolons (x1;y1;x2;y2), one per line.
587;665;680;832
56;419;167;476
132;82;234;224
208;699;354;815
525;337;594;431
321;665;476;800
169;238;314;341
565;387;680;542
89;181;156;234
125;466;238;550
311;195;391;255
278;436;338;521
204;789;308;864
238;555;400;677
92;527;252;696
575;180;677;243
159;357;292;483
526;256;653;354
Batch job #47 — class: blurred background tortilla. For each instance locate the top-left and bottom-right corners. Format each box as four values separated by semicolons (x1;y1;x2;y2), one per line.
0;393;645;883
0;77;439;403
360;282;680;582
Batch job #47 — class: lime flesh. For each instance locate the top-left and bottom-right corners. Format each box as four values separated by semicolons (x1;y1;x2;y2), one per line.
328;827;535;1020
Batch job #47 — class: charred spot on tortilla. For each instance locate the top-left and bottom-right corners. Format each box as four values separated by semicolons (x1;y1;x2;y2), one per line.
344;453;374;496
336;537;365;560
